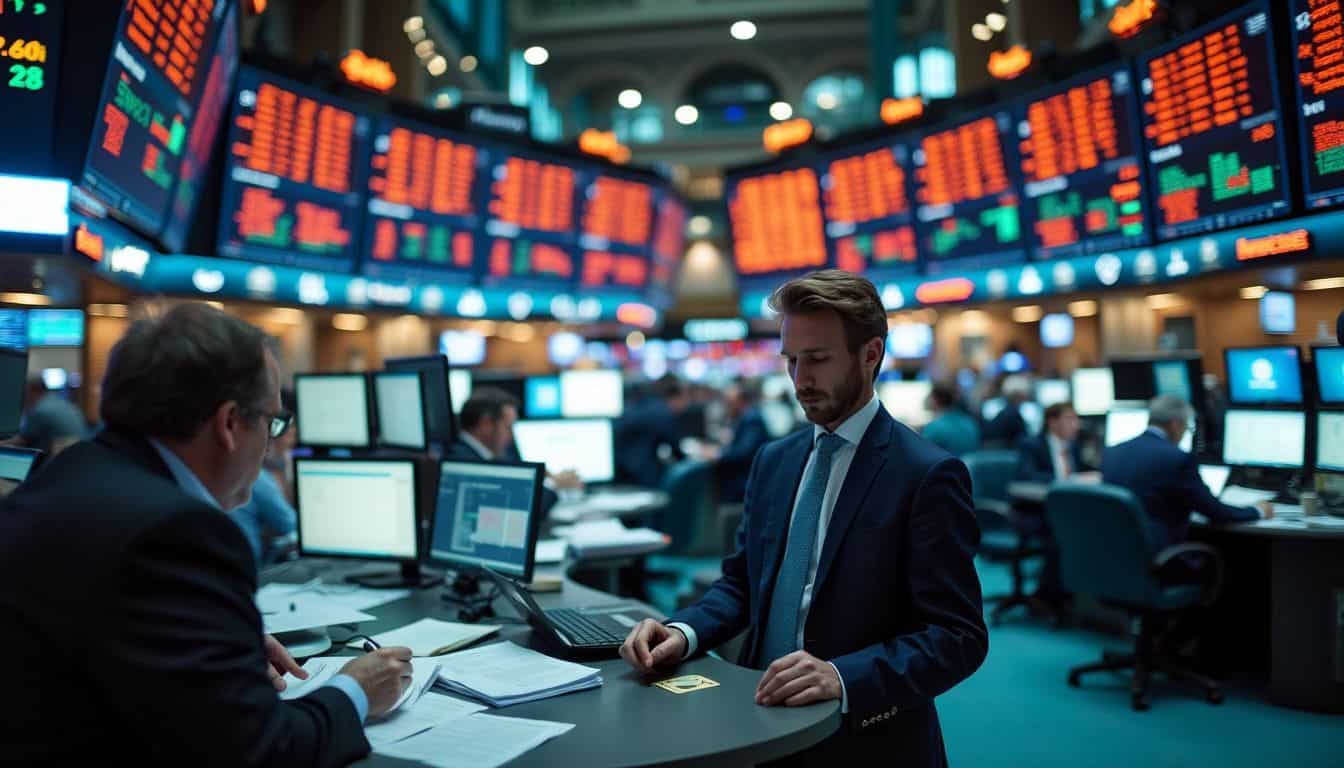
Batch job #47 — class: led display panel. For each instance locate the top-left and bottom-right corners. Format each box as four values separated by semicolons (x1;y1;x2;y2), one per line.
479;148;581;289
817;136;920;278
1291;0;1344;210
726;159;830;288
0;0;64;177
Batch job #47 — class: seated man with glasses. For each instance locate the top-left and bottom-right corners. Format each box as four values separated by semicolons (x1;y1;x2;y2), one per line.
0;302;413;766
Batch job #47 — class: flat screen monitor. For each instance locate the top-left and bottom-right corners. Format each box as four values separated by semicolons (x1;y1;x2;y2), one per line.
0;348;27;437
1036;379;1071;407
1223;409;1305;468
0;309;26;350
1016;64;1150;258
1106;406;1194;452
1259;291;1296;334
373;371;428;451
725;158;830;290
1315;347;1344;405
295;458;419;560
1290;0;1344;210
1138;2;1291;240
560;370;623;418
26;309;83;347
1040;314;1074;349
384;355;457;443
887;324;933;360
525;376;563;419
428;459;545;581
0;446;41;483
647;194;686;309
877;380;933;428
1318;412;1344;473
512;418;614;483
449;369;472;414
1152;360;1193;401
816;136;919;277
1225;347;1303;405
1198;464;1232;498
1111;360;1156;401
1071;367;1115;416
295;374;371;448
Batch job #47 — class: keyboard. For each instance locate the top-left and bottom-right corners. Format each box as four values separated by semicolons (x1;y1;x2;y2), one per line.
546;608;625;647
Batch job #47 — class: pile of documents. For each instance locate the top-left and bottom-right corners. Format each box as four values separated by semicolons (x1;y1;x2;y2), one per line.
256;579;409;635
557;518;668;558
371;617;501;656
432;641;602;707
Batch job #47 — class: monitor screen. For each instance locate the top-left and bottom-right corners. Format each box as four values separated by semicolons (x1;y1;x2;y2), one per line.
384;355;457;443
525;376;562;418
295;459;418;560
1016;64;1150;258
1111;359;1156;401
1040;314;1074;349
913;106;1025;271
877;380;933;428
429;460;544;580
817;137;919;277
1072;367;1116;416
26;309;83;347
440;329;486;366
373;371;427;450
216;66;370;271
647;194;687;308
0;0;64;177
1036;379;1071;407
512;418;614;483
1259;291;1295;334
479;148;581;288
1318;412;1344;472
1152;360;1192;401
578;171;655;293
0;348;27;437
560;370;623;418
362;115;487;281
1000;351;1029;374
449;369;472;414
1138;2;1291;240
0;310;27;350
295;374;371;448
1105;408;1151;447
0;446;40;483
1225;347;1303;404
1290;0;1344;210
1223;409;1305;468
1315;346;1344;405
887;324;933;359
726;159;829;288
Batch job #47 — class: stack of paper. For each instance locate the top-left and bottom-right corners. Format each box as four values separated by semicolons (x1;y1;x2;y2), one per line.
559;518;668;558
433;641;601;707
372;618;501;656
279;656;440;714
1220;485;1278;508
256;581;393;634
364;692;485;746
375;713;574;768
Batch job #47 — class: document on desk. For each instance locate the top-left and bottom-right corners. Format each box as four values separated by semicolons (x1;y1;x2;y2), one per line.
562;519;668;558
433;641;602;707
278;657;344;700
364;692;486;746
374;713;574;768
257;580;411;612
372;618;501;656
534;538;568;564
1220;485;1278;508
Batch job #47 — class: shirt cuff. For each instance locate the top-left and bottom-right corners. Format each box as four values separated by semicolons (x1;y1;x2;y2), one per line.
325;673;369;723
666;622;698;659
828;662;849;714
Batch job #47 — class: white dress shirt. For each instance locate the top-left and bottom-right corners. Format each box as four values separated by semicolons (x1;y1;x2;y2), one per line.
670;394;882;712
459;432;494;460
1046;433;1071;480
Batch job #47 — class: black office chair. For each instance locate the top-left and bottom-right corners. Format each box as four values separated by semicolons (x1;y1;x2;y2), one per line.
964;450;1051;624
1045;483;1226;711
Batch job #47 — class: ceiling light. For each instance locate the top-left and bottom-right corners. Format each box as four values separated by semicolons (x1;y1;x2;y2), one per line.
270;307;304;325
972;23;993;41
674;104;699;125
459;55;478;72
434;93;453;109
730;20;757;40
688;215;712;236
1146;293;1183;309
618;89;643;109
407;27;425;43
414;40;435;58
626;330;646;349
986;13;1007;32
87;303;129;318
523;46;549;66
769;101;793;120
0;292;50;306
815;91;839;110
427;55;447;76
1067;300;1098;317
403;16;424;33
1240;285;1267;299
332;313;367;332
1011;305;1043;323
1302;276;1344;290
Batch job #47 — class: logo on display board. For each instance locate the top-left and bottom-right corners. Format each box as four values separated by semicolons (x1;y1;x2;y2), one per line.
246;267;276;296
368;281;413;306
191;268;225;293
1166;248;1189;277
881;284;906;310
987;270;1009;297
109;246;150;278
508;292;533;320
1052;262;1077;290
551;294;577;321
457;289;487;317
421;286;444;313
346;278;369;305
469;106;529;136
1249;358;1277;390
1200;238;1220;266
1095;253;1122;285
297;273;329;305
1135;250;1158;278
1017;266;1044;295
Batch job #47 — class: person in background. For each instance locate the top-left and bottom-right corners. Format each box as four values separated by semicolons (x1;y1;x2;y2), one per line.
921;381;981;457
17;375;87;456
614;373;689;488
1015;403;1097;483
700;380;771;503
981;374;1032;449
448;387;576;511
0;303;413;766
230;467;297;569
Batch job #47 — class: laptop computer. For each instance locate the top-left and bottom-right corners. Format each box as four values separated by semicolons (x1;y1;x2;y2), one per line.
0;446;43;484
485;567;660;658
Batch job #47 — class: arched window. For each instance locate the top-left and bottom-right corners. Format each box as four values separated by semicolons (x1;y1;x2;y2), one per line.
567;80;662;143
681;64;781;130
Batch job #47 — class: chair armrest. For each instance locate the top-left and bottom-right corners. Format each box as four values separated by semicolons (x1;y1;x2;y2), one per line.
1152;542;1225;606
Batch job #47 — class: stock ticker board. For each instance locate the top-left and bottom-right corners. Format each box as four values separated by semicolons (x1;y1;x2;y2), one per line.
1292;0;1344;209
726;162;829;284
817;137;920;277
578;173;654;292
481;151;580;287
0;0;63;176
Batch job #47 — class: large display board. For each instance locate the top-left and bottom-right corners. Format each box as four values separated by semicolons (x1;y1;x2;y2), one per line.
1138;2;1291;240
0;0;64;177
647;194;686;307
577;171;654;293
1291;0;1344;210
817;136;919;278
479;149;580;288
725;161;829;286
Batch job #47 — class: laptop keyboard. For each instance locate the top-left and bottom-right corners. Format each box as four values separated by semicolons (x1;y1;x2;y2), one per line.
546;608;624;647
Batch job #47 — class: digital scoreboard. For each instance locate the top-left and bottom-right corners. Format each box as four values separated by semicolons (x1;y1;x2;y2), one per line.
817;137;920;277
480;149;580;288
647;194;686;307
1139;2;1291;240
726;161;829;286
0;0;63;177
1291;0;1344;210
216;66;370;271
578;171;654;293
1016;65;1150;258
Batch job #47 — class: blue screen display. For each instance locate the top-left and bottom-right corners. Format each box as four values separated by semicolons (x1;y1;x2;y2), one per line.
1259;291;1295;334
1226;347;1302;404
1315;347;1344;405
27;309;84;347
0;310;26;350
429;462;539;577
1152;360;1192;401
525;377;562;418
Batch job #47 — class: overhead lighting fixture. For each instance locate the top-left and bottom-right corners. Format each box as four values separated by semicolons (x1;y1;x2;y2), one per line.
414;40;435;58
434;93;453;109
523;46;549;66
688;215;712;236
87;303;129;318
769;101;793;120
1145;292;1183;309
674;104;699;125
0;292;51;306
730;20;757;40
626;330;646;349
1067;299;1098;317
618;89;643;109
1011;305;1043;323
403;16;424;33
1240;285;1268;299
972;23;993;41
332;313;367;332
1302;276;1344;290
815;91;839;110
205;301;225;311
407;27;426;43
270;308;305;325
427;55;448;76
986;13;1007;32
459;55;478;72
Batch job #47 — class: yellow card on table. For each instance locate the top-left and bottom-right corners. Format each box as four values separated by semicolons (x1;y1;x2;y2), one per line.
653;674;720;694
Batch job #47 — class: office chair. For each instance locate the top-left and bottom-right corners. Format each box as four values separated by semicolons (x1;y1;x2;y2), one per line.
964;450;1051;624
644;460;719;608
1045;483;1226;711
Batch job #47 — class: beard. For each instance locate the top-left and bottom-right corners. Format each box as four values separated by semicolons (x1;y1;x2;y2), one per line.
796;355;864;427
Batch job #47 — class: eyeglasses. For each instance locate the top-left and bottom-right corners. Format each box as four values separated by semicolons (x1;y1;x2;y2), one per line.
263;410;293;439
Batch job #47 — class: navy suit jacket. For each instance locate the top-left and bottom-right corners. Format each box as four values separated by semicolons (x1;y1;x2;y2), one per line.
614;400;684;488
982;403;1027;448
1015;434;1089;483
715;407;771;503
1101;431;1258;550
669;407;988;766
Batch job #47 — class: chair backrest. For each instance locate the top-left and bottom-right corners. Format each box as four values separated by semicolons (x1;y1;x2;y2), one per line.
962;449;1019;504
1045;483;1157;607
658;459;717;556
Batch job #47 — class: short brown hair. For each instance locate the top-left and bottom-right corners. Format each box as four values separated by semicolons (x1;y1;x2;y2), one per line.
460;387;520;431
100;303;272;441
1044;402;1076;425
769;269;887;377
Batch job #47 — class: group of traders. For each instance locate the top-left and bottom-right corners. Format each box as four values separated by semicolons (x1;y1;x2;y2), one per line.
0;268;1267;767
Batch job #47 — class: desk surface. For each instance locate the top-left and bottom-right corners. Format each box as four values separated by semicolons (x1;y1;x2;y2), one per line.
268;561;840;767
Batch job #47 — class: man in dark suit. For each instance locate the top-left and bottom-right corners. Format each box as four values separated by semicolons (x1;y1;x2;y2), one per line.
1015;402;1096;483
448;387;573;516
614;373;689;488
619;271;987;766
705;380;772;503
981;374;1032;449
0;303;413;766
1103;395;1271;553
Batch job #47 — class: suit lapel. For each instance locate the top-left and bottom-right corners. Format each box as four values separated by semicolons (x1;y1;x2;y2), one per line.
813;410;893;596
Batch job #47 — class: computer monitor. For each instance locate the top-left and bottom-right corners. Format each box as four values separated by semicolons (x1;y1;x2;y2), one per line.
1198;464;1231;497
560;370;624;418
385;355;458;443
449;369;472;414
512;418;615;483
1106;406;1193;452
1225;347;1303;405
1152;360;1193;401
1314;347;1344;405
294;374;372;448
1110;360;1156;402
428;459;545;584
1036;379;1071;408
0;446;41;483
877;380;933;428
0;347;28;438
295;458;431;587
373;371;428;451
1317;412;1344;473
1222;410;1306;469
525;377;563;419
1071;367;1115;416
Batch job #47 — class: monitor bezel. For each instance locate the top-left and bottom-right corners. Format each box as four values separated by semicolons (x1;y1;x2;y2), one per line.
1311;345;1344;406
293;372;374;449
293;456;421;562
511;417;616;483
427;458;546;583
384;354;460;444
373;370;430;451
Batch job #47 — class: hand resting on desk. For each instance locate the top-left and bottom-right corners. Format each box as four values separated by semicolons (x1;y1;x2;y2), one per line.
755;651;842;707
620;619;688;674
339;646;416;718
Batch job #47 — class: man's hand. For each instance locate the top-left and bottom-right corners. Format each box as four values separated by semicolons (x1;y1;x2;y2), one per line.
619;619;687;674
1256;500;1274;520
755;651;842;707
263;634;306;692
339;647;414;719
551;470;583;491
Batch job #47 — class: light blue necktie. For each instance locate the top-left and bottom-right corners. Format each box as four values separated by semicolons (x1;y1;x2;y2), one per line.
759;431;846;667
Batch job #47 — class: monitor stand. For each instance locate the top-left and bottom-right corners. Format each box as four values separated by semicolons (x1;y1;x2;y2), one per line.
343;561;442;589
441;568;496;622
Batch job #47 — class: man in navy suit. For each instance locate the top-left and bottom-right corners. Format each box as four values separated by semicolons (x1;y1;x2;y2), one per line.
704;380;772;503
619;271;987;766
1015;403;1096;483
614;374;689;487
447;387;572;515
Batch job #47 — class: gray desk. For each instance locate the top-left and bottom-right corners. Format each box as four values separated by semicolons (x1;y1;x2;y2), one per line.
267;562;840;766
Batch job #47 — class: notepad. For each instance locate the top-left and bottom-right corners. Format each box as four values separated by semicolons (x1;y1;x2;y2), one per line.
372;618;501;657
432;641;602;707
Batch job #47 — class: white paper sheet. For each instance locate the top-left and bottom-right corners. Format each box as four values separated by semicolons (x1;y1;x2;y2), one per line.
374;713;575;768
